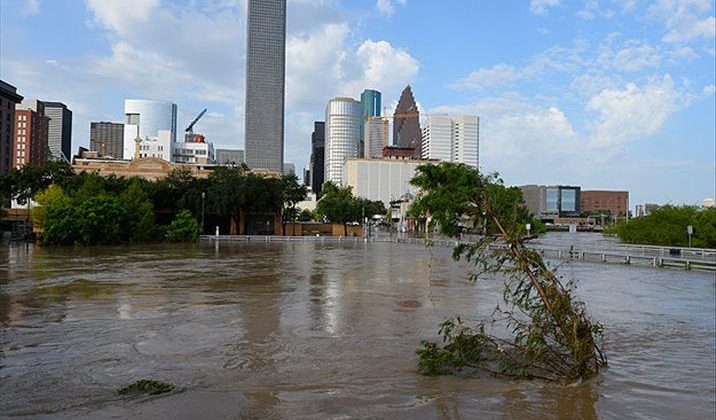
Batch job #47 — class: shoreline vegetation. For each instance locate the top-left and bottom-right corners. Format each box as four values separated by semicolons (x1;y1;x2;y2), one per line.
409;163;606;382
1;162;308;246
605;205;716;249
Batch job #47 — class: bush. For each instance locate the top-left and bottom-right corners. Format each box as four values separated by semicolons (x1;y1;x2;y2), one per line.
166;209;200;242
613;206;715;248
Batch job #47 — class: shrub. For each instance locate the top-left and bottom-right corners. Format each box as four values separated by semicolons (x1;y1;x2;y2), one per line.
166;209;200;242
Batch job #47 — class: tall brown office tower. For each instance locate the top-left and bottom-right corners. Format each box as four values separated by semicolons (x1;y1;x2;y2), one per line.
392;85;421;159
0;80;23;174
13;99;49;168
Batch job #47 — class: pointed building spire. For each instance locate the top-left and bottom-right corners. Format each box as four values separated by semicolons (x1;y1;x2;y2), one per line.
393;85;421;158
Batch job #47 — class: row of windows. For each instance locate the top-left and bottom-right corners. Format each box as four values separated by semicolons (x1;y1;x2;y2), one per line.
18;114;27;121
16;157;25;165
16;150;25;157
16;136;26;143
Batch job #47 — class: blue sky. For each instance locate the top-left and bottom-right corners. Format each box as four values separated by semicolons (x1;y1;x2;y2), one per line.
1;0;714;207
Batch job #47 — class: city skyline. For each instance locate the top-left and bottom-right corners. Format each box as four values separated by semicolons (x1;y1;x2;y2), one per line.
0;0;714;205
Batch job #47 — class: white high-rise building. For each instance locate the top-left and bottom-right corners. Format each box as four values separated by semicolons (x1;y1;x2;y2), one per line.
421;115;479;169
123;99;177;160
325;97;361;184
453;116;479;169
421;116;453;162
364;116;389;159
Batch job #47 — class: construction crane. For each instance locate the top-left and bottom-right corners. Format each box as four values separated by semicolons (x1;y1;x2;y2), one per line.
185;108;207;141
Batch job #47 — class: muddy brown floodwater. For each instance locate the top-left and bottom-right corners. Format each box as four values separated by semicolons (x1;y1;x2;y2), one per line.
1;241;714;419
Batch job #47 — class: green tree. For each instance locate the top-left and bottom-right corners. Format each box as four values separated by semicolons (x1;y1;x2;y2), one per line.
613;205;716;248
166;209;201;242
298;208;315;222
31;185;69;232
280;173;308;233
316;182;362;236
2;161;76;205
410;162;605;381
119;179;157;242
76;196;126;245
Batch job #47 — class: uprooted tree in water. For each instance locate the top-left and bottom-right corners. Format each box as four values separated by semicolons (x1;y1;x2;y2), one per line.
409;163;606;382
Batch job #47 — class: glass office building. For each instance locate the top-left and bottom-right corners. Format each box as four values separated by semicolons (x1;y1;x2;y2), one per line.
325;97;361;184
124;99;177;142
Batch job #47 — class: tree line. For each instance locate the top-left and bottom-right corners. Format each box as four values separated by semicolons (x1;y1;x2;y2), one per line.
607;205;715;248
1;162;308;245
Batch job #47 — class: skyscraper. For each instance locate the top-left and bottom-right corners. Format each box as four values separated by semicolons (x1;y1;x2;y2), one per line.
393;85;421;159
245;0;286;173
452;115;479;169
123;99;177;159
0;80;23;175
364;116;389;158
360;89;381;156
421;115;480;169
325;98;361;184
309;121;325;194
44;102;72;162
90;122;124;158
14;99;49;168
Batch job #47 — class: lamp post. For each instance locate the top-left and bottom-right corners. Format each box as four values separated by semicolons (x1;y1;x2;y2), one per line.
201;191;206;234
687;225;693;248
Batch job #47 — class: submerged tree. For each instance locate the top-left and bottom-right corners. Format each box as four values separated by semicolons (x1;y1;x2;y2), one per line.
410;163;606;382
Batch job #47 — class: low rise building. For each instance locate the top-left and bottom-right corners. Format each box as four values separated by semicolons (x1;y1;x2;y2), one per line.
581;190;629;217
136;130;173;162
174;139;214;164
342;158;434;208
520;184;581;221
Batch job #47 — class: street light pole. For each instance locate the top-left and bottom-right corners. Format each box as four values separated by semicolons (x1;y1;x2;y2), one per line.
201;191;206;234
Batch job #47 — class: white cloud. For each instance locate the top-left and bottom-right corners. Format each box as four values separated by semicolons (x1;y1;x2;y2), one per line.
85;0;160;35
454;41;587;91
703;84;716;95
610;43;662;72
663;16;716;43
376;0;406;16
649;0;716;44
428;96;582;183
454;64;526;90
587;75;679;147
530;0;560;16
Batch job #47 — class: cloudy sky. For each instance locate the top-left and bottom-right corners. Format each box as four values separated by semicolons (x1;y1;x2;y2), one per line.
1;0;714;206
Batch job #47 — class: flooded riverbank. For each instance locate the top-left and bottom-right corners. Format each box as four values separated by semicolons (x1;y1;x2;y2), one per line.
1;241;714;418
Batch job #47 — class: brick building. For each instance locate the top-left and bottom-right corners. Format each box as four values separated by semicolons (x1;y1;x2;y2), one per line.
581;190;629;216
13;99;49;168
0;80;23;174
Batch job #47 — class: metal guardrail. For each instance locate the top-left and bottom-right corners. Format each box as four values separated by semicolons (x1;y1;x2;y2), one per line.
199;235;716;272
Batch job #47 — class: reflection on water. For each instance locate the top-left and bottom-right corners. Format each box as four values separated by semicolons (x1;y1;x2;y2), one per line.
0;240;714;419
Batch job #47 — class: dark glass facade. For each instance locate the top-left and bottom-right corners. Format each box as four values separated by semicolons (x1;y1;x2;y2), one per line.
90;122;124;158
310;121;325;195
360;89;381;158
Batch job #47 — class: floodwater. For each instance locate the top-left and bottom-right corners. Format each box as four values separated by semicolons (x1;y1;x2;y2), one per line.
1;239;714;419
